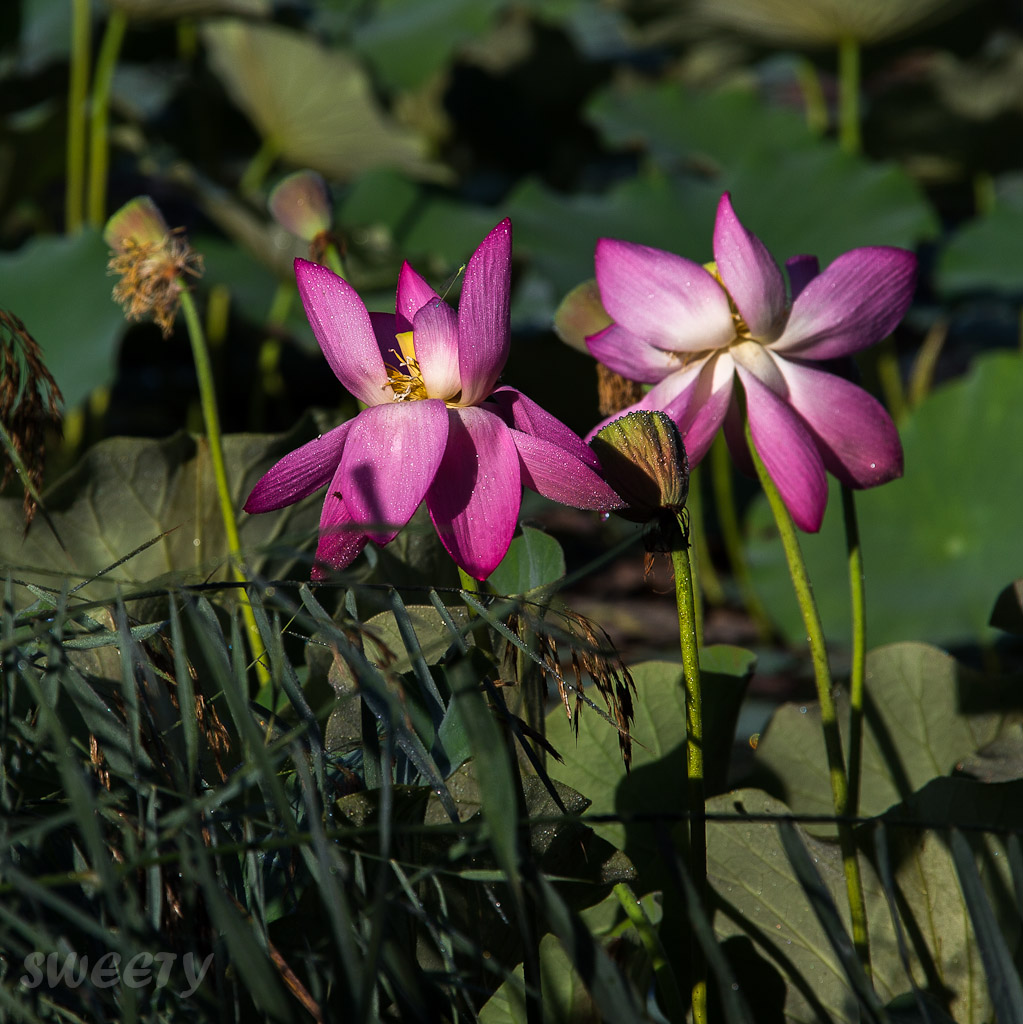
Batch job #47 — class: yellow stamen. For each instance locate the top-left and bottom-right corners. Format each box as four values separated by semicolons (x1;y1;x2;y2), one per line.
383;331;427;401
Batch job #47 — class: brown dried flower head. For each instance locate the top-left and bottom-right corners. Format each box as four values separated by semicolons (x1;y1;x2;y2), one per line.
0;309;63;529
105;196;203;338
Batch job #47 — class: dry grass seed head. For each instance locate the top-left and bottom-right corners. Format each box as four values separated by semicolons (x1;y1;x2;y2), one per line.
0;310;63;529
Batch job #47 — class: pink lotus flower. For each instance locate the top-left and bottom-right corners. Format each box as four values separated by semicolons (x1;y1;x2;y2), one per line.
245;219;623;580
585;193;917;531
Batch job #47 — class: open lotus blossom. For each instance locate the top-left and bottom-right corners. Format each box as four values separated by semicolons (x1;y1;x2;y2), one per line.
584;193;917;531
244;219;624;579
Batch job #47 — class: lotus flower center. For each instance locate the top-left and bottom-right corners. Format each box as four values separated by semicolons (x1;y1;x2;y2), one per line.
384;330;428;401
703;261;753;343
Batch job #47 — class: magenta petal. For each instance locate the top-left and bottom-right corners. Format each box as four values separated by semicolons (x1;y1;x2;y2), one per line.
458;219;512;407
713;193;786;342
772;247;918;360
244;420;353;513
662;362;735;466
426;406;521;581
489;386;599;469
785;255;819;302
370;311;400;363
510;429;625;510
312;487;368;580
585;323;680;384
295;259;387;406
595;238;735;353
736;366;828;531
396;261;439;332
339;400;449;544
412;298;461;401
778;358;904;488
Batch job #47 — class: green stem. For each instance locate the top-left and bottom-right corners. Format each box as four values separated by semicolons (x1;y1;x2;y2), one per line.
178;287;269;686
250;283;294;429
873;335;907;424
458;566;494;659
795;57;828;136
837;36;861;155
670;520;706;1024
323;241;347;279
710;432;773;641
842;486;866;820
66;0;91;234
686;463;723;640
238;137;282;200
87;8;128;228
744;420;870;975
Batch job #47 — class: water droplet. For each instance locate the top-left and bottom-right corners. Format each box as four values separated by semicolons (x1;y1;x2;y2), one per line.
799;705;807;714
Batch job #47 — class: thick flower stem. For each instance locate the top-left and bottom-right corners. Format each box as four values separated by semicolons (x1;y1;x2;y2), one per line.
670;520;707;1024
66;0;91;234
837;35;861;155
458;567;495;659
842;486;866;818
745;421;871;976
179;287;269;687
87;8;128;228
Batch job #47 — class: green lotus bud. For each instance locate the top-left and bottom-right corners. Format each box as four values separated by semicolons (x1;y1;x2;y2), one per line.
590;410;689;524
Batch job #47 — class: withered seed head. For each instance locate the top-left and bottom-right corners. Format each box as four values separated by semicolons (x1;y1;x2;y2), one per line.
105;196;203;338
0;309;63;530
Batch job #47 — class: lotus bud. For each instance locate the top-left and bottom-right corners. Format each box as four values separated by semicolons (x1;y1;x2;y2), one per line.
590;410;689;524
268;170;332;243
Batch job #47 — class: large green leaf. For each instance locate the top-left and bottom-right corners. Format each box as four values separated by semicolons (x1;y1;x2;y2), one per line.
0;425;321;607
0;230;125;410
201;20;447;182
350;0;503;91
936;204;1023;296
478;932;601;1024
709;783;1016;1023
545;649;754;893
747;351;1023;648
752;642;1020;825
586;80;938;262
487;524;566;597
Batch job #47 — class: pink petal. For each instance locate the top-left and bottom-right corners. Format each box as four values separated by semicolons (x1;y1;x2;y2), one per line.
585;323;680;384
339;400;449;544
396;261;439;332
458;219;512;407
771;247;918;360
370;311;401;361
426;406;521;581
510;429;625;510
785;255;819;302
244;420;353;513
295;259;387;406
662;360;736;466
595;238;735;353
713;193;786;342
489;386;600;469
581;360;708;443
312;487;368;580
735;366;828;532
412;298;462;402
777;358;903;488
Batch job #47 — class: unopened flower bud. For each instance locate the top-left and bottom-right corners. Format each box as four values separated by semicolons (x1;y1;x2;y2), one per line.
105;196;203;338
590;410;689;524
268;170;332;242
